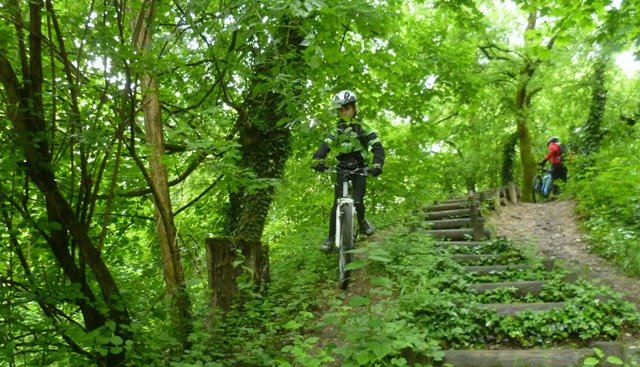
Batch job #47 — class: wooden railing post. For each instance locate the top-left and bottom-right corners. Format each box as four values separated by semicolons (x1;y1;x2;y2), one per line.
468;190;484;241
507;182;518;205
493;188;501;210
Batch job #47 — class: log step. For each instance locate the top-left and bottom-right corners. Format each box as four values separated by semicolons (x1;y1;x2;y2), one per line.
463;264;531;275
425;217;484;230
469;274;578;296
462;259;556;275
427;228;491;240
433;342;626;367
479;301;565;315
470;280;545;296
435;241;488;248
424;202;469;212
441;197;469;204
450;254;503;262
425;208;479;220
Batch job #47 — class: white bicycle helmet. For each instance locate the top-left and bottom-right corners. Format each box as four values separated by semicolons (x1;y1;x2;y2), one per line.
331;90;357;109
547;136;559;145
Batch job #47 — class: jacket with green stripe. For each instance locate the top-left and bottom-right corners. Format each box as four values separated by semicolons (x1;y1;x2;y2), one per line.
313;119;385;168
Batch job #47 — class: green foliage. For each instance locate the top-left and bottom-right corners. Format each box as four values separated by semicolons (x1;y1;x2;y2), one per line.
1;0;640;365
583;347;633;367
567;122;640;275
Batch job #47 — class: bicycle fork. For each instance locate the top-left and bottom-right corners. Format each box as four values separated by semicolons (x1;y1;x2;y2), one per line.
334;180;355;250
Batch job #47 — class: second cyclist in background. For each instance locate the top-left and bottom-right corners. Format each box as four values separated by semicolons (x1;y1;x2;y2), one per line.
312;90;386;252
538;136;568;195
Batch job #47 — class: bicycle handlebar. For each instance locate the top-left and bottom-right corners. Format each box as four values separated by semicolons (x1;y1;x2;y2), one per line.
324;166;372;176
537;165;551;174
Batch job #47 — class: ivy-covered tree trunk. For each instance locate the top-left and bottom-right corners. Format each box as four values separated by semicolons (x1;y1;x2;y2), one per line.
223;16;306;289
578;58;608;155
501;132;519;185
132;0;192;347
515;10;547;202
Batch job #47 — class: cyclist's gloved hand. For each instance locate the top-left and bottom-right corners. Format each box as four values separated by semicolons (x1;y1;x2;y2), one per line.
371;164;383;177
538;160;546;167
313;161;328;172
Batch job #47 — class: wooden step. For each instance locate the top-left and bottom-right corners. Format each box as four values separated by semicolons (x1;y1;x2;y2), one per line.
424;202;469;212
427;228;490;240
441;197;469;204
479;301;565;315
470;280;545;296
436;241;488;248
434;342;626;367
450;254;503;263
462;259;556;275
425;217;484;229
425;208;479;220
469;274;578;296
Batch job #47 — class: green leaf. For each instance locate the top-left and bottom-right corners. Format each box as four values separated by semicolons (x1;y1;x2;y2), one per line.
348;296;370;307
345;260;365;270
582;357;599;366
284;320;302;330
370;277;392;288
593;347;604;358
605;356;624;365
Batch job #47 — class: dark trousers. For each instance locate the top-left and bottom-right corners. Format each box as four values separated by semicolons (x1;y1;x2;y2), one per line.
327;171;366;239
551;163;567;193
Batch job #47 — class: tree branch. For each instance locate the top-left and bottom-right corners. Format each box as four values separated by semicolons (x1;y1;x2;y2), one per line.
433;111;459;125
174;174;223;216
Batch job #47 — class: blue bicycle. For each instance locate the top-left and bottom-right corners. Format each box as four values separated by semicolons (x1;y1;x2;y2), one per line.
532;165;553;203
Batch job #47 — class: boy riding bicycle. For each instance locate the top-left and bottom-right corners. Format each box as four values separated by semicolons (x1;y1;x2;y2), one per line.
312;90;385;252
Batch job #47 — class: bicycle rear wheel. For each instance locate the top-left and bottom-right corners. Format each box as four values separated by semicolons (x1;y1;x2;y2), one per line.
532;175;542;203
338;205;355;290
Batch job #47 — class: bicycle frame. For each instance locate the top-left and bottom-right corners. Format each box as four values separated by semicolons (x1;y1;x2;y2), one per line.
334;179;356;251
533;165;553;202
321;166;371;289
329;167;370;248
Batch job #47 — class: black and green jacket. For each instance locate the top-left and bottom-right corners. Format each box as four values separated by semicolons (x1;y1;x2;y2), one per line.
313;119;385;168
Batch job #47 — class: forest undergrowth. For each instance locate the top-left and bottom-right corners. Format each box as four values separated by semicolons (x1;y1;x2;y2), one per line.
250;201;640;367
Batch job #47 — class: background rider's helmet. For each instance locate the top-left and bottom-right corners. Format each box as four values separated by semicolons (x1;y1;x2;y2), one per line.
331;90;357;109
547;136;559;145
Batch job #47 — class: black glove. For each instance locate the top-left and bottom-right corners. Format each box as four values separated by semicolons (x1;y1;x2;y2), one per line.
313;161;328;172
538;160;546;167
371;164;383;177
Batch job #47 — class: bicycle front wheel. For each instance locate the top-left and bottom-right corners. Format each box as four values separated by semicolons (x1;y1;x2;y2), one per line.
338;205;355;290
532;175;542;203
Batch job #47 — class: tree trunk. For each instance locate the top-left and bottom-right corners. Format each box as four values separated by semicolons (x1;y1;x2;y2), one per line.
0;2;131;363
501;132;519;185
222;16;306;289
578;58;608;155
515;104;537;201
515;11;542;202
132;0;192;347
205;237;269;315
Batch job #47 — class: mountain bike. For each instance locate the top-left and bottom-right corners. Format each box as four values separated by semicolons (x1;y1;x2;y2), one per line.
325;166;372;289
532;165;553;203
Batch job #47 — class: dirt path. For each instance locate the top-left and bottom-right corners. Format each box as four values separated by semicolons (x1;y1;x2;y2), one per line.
488;199;640;308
